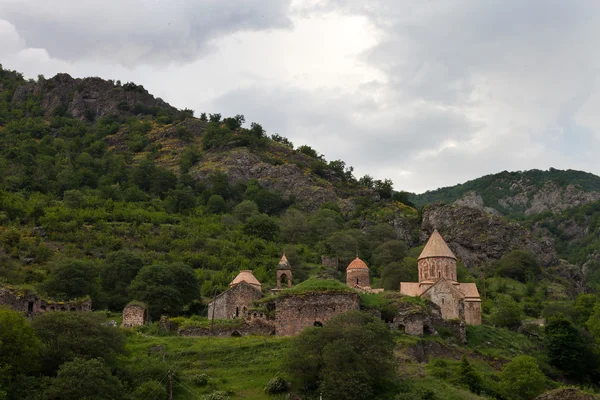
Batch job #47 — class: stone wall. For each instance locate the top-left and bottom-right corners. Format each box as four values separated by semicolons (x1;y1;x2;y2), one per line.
0;285;91;316
122;304;147;327
178;319;275;337
271;292;360;336
346;268;370;287
388;299;466;343
464;300;482;326
421;280;465;321
207;282;263;320
418;257;457;282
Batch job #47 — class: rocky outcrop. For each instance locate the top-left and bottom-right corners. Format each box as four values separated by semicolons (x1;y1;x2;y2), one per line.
11;73;177;120
454;191;500;216
524;182;600;215
535;388;599;400
190;148;341;211
421;203;556;267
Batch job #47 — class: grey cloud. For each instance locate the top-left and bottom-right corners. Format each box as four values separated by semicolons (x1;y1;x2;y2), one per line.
0;0;292;65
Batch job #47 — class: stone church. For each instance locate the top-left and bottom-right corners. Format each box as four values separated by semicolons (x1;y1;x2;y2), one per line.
400;229;481;325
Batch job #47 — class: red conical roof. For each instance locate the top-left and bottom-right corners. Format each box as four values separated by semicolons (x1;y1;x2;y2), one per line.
346;257;369;270
418;229;456;260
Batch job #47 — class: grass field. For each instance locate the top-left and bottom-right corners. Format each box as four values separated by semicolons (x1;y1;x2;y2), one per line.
123;333;291;399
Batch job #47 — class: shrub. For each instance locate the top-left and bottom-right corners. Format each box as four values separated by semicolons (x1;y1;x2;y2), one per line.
203;391;230;400
193;374;210;387
264;377;290;394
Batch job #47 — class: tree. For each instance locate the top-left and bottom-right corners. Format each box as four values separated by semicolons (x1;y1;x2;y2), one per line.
99;251;144;311
206;194;226;214
458;355;482;394
32;312;126;375
494;250;541;283
233;200;259;222
372;240;408;267
279;208;309;243
0;308;40;379
128;262;200;319
43;358;124;400
284;311;395;399
575;293;598;325
500;356;547;400
545;314;589;380
489;295;523;329
243;213;280;241
41;259;97;300
381;258;418;291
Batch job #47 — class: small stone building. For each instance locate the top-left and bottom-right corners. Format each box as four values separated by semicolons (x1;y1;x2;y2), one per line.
400;229;481;325
0;284;92;316
208;271;263;320
276;254;292;289
122;302;148;327
346;257;371;288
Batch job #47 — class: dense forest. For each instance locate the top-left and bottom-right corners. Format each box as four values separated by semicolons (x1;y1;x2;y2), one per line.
3;67;600;399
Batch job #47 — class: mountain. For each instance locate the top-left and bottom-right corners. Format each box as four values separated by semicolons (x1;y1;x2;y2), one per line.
410;169;600;217
3;67;600;399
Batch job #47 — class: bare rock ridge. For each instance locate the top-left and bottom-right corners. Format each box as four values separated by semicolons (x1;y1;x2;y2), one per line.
422;202;557;268
500;180;600;216
11;73;177;120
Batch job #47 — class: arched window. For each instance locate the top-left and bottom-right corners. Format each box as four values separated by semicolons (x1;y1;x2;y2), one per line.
235;307;239;318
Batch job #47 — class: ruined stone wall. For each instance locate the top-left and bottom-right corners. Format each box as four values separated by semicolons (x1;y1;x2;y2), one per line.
272;292;360;336
464;300;482;326
178;319;275;337
418;257;457;282
0;285;91;315
346;268;370;287
122;304;147;327
389;300;466;343
207;283;263;320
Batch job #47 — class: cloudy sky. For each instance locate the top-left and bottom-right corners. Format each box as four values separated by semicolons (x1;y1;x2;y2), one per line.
1;0;599;193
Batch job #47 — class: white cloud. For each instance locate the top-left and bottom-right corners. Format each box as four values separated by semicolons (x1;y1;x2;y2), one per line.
2;0;600;193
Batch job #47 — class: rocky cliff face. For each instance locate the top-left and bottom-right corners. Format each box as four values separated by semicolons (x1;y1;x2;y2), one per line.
11;73;176;120
421;202;557;268
536;388;599;400
499;181;600;216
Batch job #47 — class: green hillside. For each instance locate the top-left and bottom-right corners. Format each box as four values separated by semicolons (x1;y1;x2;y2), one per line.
3;67;600;400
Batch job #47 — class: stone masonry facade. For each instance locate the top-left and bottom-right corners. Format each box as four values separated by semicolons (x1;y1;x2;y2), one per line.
122;303;148;327
207;281;263;320
271;292;360;336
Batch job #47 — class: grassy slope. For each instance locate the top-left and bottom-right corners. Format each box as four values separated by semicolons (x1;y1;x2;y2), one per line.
123;334;290;400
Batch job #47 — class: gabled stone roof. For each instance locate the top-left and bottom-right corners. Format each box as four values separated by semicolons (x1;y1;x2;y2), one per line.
346;257;369;270
277;254;291;270
418;229;456;260
230;270;262;290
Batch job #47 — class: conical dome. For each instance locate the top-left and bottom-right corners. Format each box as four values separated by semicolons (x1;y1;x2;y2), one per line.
277;254;291;270
346;257;369;270
230;270;262;290
418;229;456;260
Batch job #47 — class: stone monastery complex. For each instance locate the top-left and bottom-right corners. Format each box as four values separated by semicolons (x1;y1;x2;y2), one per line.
0;229;480;338
203;229;481;337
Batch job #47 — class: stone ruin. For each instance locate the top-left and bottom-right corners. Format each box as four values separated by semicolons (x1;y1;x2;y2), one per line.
0;284;92;317
121;302;148;328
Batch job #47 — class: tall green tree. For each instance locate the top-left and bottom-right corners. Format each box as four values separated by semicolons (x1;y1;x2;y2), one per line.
99;251;144;311
32;312;126;375
43;358;124;400
0;308;40;379
499;356;547;400
128;262;200;319
41;260;97;300
285;311;395;399
545;314;590;380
